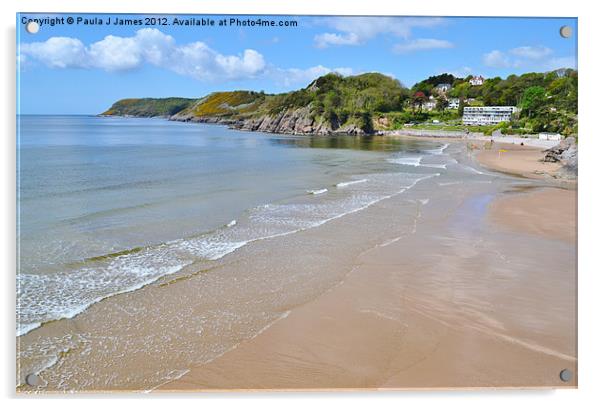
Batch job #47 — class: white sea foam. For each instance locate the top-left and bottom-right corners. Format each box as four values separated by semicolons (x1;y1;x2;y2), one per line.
17;263;186;336
464;165;488;175
379;236;402;247
178;239;248;261
423;163;448;169
17;322;42;337
142;369;191;394
387;156;447;169
336;179;368;187
388;156;423;167
307;188;328;195
18;172;437;337
424;143;449;155
226;220;237;228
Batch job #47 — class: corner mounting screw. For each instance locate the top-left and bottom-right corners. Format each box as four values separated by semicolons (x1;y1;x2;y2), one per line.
25;373;39;386
559;368;573;382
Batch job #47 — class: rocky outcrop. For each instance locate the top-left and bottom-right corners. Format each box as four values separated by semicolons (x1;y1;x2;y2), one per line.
170;105;370;136
232;106;333;135
543;136;578;179
543;136;576;162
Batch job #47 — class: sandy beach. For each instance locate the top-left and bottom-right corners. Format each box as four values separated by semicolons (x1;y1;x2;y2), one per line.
158;140;576;391
475;141;563;179
17;138;577;392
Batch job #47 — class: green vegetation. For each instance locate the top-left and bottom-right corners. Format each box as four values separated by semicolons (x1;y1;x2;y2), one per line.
102;97;196;117
407;69;577;135
267;72;407;132
190;91;266;117
102;69;578;135
180;72;407;133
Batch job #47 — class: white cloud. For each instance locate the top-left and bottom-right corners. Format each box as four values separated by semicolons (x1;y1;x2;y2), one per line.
314;32;361;48
509;45;552;60
87;35;145;71
20;37;87;69
439;66;473;78
276;65;353;87
392;38;453;54
545;56;577;71
483;46;575;71
483;50;511;68
17;54;28;66
169;43;266;81
19;29;353;88
20;28;266;81
314;17;445;48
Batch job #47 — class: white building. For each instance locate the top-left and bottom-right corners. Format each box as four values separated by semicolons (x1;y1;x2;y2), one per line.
469;75;484;86
423;100;436;111
447;98;460;110
420;95;436;111
462;106;517;125
435;83;452;93
539;133;562;141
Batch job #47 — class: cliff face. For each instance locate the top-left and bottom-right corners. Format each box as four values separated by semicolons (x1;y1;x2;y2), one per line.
170;105;365;135
232;106;331;135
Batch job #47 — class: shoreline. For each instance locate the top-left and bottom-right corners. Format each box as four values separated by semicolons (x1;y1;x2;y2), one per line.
100;113;567;148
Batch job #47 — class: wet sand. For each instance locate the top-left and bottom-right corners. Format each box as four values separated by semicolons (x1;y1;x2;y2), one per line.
489;187;576;243
161;173;577;391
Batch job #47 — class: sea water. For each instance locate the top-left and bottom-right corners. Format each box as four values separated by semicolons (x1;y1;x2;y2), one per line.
17;115;458;337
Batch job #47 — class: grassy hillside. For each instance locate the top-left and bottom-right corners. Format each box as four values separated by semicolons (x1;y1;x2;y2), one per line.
184;91;267;118
170;73;407;133
101;97;196;117
282;72;406;131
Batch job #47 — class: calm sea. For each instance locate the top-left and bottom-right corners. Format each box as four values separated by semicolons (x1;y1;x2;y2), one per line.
17;115;453;336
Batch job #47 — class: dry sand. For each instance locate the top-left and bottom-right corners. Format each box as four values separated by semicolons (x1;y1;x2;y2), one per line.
476;141;562;179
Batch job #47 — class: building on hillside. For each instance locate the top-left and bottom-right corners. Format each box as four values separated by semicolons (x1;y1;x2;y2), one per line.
423;100;436;111
435;83;452;94
418;95;436;111
447;98;460;110
462;106;517;125
469;75;484;86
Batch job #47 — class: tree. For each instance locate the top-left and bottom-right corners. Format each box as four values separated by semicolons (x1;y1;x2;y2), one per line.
411;82;434;97
458;99;466;116
412;91;427;112
520;86;547;118
435;95;447;111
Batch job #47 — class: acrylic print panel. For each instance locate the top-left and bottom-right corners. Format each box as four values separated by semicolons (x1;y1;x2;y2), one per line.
16;13;577;392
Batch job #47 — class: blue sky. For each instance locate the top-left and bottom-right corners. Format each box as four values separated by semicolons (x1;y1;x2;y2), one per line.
17;14;577;114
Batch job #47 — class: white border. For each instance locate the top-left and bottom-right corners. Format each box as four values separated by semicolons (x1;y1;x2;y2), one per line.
2;0;601;405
